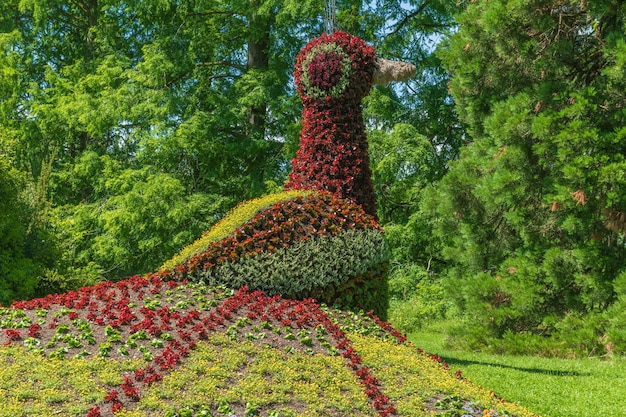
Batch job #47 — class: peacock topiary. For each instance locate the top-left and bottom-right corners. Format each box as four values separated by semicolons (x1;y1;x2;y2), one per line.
0;32;541;417
161;31;416;320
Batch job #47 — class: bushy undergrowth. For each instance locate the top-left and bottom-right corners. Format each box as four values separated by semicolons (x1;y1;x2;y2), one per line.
387;264;448;334
0;275;538;417
439;266;626;358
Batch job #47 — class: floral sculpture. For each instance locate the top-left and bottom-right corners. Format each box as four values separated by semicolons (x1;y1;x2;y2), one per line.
162;31;416;319
0;32;531;417
285;31;377;216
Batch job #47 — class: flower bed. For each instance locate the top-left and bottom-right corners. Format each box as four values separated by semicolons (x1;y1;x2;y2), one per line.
160;190;312;271
0;275;400;416
0;274;539;417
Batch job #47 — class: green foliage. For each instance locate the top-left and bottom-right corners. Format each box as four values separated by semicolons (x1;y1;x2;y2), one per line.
195;229;389;314
315;264;390;322
369;124;437;225
605;271;626;355
381;210;448;333
387;263;448;334
432;0;626;354
365;0;465;227
0;157;34;305
0;146;56;305
0;0;327;296
366;88;463;311
34;267;101;302
49;153;223;283
0;0;457;306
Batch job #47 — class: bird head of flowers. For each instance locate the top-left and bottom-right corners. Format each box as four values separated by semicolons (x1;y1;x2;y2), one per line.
295;31;376;104
294;31;417;105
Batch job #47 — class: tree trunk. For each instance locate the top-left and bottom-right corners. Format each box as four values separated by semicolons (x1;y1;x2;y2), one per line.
244;5;273;196
247;10;270;139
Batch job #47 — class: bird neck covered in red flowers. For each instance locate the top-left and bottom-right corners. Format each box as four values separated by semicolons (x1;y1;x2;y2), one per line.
286;31;378;218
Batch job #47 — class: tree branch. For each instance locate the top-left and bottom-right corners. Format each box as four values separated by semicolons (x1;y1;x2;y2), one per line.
196;61;246;72
388;1;431;36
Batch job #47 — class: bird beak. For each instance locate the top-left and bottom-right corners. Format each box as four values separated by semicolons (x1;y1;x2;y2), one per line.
372;58;416;85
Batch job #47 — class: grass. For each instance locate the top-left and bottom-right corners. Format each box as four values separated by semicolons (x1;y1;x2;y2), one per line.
408;329;626;417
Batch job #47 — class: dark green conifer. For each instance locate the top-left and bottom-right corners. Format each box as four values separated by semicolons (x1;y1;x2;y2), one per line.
434;0;626;354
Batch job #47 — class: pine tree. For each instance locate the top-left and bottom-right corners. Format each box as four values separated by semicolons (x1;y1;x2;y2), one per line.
434;0;626;354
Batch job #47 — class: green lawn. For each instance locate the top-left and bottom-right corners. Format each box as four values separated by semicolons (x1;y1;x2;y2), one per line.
409;331;626;417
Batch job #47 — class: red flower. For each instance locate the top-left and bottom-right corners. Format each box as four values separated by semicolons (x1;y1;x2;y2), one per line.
86;407;101;417
4;329;22;341
104;389;119;403
144;373;163;385
121;376;140;401
134;368;146;381
28;323;42;338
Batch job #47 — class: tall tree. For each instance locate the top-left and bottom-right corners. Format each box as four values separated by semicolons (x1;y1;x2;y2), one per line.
433;0;626;354
0;154;37;306
1;0;325;291
0;137;57;305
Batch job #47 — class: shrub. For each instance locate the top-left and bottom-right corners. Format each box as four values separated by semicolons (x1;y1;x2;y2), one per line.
605;271;626;355
387;264;447;333
388;286;447;334
34;264;103;300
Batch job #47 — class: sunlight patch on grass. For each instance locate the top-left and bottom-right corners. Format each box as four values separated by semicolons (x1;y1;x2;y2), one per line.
409;331;626;417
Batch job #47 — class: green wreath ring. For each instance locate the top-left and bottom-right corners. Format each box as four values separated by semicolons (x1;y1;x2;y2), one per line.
300;42;353;101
